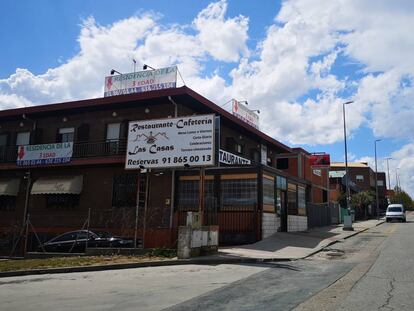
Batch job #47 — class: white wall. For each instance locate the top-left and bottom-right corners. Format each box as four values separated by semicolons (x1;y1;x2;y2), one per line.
287;215;308;232
262;212;280;239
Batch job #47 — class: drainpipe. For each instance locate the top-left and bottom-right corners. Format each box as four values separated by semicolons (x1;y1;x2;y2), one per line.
168;96;178;230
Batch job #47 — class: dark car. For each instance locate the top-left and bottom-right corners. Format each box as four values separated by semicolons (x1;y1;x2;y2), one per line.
37;230;133;253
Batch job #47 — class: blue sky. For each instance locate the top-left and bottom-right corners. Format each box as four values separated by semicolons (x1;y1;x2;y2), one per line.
1;0;414;195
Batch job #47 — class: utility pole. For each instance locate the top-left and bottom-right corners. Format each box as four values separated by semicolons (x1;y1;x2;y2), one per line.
386;157;392;190
342;101;354;231
374;139;381;219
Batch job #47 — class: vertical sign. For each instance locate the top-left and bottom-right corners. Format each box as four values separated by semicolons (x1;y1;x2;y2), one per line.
261;144;267;165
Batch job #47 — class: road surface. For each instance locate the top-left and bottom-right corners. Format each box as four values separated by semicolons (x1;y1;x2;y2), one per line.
0;214;413;310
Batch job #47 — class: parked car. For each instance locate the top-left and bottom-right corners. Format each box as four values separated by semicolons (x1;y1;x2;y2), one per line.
385;204;406;223
37;230;133;253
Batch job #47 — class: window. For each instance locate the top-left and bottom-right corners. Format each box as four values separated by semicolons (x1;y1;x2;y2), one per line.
250;149;260;163
287;183;297;215
176;177;215;212
298;187;306;216
177;179;199;211
106;123;121;141
277;158;289;169
112;173;145;209
356;175;364;182
46;194;79;209
16;132;30;146
377;180;384;186
225;137;244;155
221;177;257;211
52;232;77;242
0;196;16;211
58;127;75;142
277;176;287;190
263;176;275;211
0;134;8;146
322;190;328;202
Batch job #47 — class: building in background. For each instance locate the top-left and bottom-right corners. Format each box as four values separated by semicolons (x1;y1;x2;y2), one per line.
329;162;387;218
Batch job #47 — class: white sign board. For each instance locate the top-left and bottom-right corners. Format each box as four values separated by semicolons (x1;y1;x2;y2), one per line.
219;149;251;165
17;142;73;166
126;115;215;169
104;66;177;97
261;144;268;165
232;100;259;129
313;169;322;176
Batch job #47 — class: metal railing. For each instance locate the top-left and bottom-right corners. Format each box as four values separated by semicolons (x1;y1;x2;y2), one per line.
0;139;127;163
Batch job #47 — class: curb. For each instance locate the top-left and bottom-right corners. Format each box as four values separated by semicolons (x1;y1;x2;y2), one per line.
0;256;293;279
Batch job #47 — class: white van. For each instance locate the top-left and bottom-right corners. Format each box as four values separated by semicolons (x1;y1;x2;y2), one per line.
385;204;406;222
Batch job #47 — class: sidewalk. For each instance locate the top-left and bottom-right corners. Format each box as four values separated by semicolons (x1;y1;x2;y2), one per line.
218;218;384;260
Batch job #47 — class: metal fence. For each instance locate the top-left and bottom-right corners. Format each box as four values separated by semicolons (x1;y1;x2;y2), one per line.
307;202;340;229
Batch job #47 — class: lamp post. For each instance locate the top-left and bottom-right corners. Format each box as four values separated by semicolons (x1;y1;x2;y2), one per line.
374;139;382;219
342;101;353;211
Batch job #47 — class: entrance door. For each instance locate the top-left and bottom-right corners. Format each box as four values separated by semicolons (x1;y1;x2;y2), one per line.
279;190;288;232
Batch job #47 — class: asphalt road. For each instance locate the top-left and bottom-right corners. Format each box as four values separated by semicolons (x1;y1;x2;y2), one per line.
0;214;413;311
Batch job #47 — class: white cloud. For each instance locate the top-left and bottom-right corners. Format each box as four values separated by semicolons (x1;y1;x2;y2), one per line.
193;0;249;62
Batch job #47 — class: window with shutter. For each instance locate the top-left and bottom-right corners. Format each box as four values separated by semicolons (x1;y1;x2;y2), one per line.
106;123;121;141
16;132;30;146
58;127;75;142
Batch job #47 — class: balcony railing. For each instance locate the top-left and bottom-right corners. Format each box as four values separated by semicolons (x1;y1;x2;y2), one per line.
0;140;127;164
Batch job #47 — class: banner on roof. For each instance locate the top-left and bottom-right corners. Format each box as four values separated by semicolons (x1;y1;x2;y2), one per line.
309;154;330;168
232;99;259;129
104;66;177;97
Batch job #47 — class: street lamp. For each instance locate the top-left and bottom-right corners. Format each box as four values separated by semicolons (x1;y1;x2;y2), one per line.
374;139;382;219
342;101;353;230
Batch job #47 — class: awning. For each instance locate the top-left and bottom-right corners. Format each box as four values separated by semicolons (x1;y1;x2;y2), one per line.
31;176;83;195
329;170;346;178
0;179;20;196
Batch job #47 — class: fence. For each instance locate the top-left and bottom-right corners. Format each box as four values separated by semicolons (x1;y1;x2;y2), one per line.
1;204;175;257
307;202;341;229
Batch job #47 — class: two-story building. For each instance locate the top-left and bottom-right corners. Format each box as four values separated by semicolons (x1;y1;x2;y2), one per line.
0;86;329;252
329;162;387;218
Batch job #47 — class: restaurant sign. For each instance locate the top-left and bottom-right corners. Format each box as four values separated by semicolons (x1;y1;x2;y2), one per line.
232;99;259;129
126;115;215;169
219;149;251;165
17;142;73;166
104;66;177;97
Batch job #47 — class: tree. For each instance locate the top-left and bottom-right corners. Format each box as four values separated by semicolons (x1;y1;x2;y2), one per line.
391;186;414;210
351;191;375;219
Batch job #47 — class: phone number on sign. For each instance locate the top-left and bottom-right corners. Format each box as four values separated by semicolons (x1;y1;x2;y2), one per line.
162;155;212;164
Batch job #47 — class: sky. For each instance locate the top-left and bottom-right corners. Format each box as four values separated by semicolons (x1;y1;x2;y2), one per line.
1;0;414;196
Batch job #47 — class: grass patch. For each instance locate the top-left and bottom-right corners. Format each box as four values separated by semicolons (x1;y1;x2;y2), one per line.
0;249;177;272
